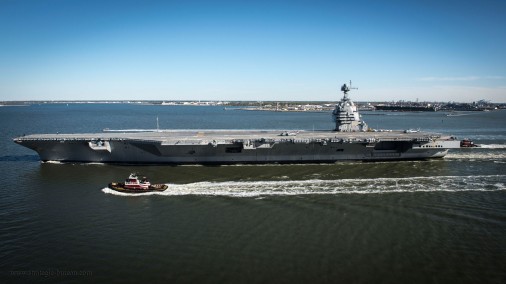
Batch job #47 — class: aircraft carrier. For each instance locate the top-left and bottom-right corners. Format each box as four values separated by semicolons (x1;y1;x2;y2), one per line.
13;84;464;164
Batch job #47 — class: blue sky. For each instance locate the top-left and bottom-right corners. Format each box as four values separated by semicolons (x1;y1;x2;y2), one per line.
1;0;505;102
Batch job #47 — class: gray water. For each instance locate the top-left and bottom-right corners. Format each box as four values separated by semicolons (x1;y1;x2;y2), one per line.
1;104;505;283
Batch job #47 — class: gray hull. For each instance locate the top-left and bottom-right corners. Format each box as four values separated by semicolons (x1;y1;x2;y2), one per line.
14;130;460;164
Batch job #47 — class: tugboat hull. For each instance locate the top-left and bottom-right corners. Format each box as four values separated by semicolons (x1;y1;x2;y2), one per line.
108;182;168;193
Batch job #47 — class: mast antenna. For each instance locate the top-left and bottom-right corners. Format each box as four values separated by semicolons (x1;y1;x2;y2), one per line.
349;80;358;90
340;80;358;99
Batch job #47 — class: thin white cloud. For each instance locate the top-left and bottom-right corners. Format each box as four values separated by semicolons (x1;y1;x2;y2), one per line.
418;76;480;82
484;75;505;80
417;76;504;82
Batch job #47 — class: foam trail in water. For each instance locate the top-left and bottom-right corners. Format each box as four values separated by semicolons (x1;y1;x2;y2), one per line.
478;144;506;149
42;160;63;164
102;175;506;197
445;151;506;160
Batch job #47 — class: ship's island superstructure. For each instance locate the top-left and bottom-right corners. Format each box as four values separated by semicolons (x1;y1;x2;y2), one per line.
14;84;463;164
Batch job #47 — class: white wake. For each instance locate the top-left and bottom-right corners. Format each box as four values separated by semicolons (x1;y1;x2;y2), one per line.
102;175;506;197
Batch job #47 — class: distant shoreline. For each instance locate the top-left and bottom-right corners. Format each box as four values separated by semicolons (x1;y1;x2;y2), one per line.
0;104;29;107
1;100;504;112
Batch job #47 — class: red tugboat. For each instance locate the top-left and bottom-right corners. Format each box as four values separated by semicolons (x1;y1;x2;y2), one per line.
460;139;479;148
108;173;168;193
